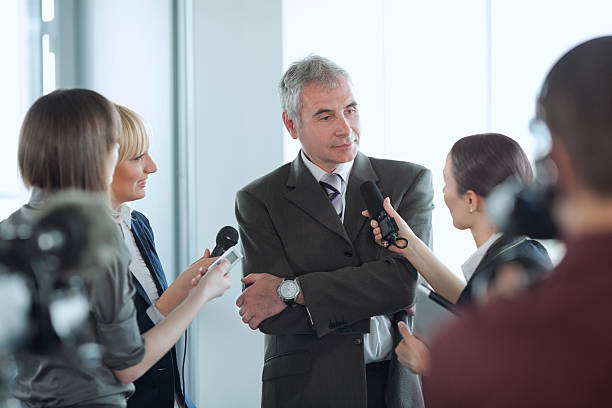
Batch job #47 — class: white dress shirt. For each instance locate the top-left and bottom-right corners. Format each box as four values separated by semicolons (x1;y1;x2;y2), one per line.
116;204;184;408
461;232;504;282
117;204;165;324
301;150;393;364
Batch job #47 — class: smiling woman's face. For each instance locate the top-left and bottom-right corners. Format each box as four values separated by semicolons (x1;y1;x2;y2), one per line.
110;151;157;207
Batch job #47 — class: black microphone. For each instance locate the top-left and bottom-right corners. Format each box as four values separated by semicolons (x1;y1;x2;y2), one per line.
211;226;239;257
360;181;406;248
417;284;458;315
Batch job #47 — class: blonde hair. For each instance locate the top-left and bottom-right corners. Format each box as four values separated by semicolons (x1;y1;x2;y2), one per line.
115;104;150;164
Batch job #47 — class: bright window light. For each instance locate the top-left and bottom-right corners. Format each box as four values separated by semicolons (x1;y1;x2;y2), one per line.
42;0;54;22
282;0;612;271
42;34;56;94
0;0;30;218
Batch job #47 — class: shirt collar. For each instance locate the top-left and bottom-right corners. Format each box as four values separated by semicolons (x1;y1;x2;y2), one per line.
28;187;50;209
300;149;354;184
117;203;133;230
461;232;504;282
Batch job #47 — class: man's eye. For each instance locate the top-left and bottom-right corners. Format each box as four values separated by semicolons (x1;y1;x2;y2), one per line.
347;107;357;114
320;115;331;121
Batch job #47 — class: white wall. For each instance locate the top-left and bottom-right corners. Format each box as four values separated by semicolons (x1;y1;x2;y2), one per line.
190;1;283;406
71;0;177;277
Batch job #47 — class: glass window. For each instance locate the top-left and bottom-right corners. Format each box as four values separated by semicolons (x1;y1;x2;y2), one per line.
282;0;612;270
0;1;35;219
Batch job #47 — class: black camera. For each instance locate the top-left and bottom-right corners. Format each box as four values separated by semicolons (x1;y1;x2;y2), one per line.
0;192;119;360
487;157;559;240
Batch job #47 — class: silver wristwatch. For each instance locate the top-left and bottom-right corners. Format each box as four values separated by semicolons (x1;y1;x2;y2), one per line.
277;279;300;305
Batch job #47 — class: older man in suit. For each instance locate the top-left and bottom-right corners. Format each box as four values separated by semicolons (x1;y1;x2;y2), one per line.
235;55;433;408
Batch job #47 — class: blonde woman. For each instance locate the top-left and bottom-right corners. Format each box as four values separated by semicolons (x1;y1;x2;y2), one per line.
110;104;220;408
6;90;230;407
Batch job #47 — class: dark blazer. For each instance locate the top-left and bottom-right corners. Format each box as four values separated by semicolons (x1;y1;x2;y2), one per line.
457;234;553;305
128;211;195;408
235;152;434;408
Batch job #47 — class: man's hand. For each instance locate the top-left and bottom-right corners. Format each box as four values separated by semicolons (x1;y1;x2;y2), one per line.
395;321;431;376
236;273;286;330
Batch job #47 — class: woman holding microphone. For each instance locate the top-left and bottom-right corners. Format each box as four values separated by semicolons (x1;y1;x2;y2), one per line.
364;133;552;375
6;89;231;407
110;104;216;408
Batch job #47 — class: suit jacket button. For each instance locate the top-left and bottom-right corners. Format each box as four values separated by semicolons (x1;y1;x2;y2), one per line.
353;337;362;345
344;251;353;257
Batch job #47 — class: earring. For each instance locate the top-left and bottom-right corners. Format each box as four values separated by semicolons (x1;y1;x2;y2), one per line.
469;207;474;214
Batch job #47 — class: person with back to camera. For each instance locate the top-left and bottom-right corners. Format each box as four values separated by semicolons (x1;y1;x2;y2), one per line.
4;89;231;407
425;36;612;407
110;104;217;408
364;133;552;375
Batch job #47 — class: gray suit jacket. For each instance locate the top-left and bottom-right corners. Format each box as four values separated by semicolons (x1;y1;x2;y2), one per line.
235;152;433;408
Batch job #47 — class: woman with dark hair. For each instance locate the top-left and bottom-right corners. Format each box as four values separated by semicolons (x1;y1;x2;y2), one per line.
364;133;552;374
3;89;231;407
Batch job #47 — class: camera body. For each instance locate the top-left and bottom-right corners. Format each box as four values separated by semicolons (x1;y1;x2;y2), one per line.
0;192;119;360
0;202;92;357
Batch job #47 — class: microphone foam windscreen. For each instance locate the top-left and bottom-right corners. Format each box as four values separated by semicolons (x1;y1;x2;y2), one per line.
360;181;385;217
216;226;239;248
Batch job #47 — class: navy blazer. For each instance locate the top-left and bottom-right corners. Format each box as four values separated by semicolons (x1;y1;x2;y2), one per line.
128;210;195;408
457;234;553;305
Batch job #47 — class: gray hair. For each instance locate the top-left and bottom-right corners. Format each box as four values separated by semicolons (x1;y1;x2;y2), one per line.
279;55;350;127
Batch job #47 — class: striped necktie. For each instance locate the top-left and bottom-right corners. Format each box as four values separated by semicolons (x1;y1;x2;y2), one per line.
320;172;343;218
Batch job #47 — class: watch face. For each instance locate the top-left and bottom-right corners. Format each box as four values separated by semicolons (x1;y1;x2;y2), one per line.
279;280;298;299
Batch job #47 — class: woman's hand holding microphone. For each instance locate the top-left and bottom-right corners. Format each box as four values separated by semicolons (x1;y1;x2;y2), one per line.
362;197;416;253
190;256;232;303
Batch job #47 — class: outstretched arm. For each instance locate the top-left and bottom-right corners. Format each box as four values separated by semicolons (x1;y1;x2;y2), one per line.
154;249;217;316
113;260;231;384
365;197;465;303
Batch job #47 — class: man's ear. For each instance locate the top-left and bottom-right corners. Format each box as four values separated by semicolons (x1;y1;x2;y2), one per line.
282;111;299;140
